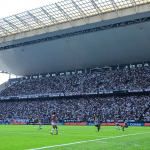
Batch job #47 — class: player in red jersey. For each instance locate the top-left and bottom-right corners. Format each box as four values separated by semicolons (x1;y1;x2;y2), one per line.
115;117;120;130
50;111;58;135
39;120;42;129
121;119;128;131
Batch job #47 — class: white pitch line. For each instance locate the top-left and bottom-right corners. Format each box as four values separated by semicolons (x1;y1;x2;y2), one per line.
27;132;150;150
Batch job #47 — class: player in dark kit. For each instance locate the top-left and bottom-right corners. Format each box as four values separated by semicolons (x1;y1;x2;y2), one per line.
94;116;100;132
121;119;128;131
50;111;58;135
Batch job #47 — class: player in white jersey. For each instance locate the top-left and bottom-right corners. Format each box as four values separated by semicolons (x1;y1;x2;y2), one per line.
37;115;42;129
94;116;100;132
50;111;58;135
32;118;35;126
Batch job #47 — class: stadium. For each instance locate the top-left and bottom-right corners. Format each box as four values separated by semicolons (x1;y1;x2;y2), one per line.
0;0;150;149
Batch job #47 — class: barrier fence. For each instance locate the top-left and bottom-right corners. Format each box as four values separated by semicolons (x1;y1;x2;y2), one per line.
1;122;150;126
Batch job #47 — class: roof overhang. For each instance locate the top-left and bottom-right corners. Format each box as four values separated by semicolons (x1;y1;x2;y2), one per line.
1;10;150;76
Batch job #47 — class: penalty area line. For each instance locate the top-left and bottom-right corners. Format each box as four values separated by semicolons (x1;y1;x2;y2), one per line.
27;132;150;150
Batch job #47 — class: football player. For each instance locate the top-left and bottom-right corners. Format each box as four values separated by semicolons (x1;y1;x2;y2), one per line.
94;116;100;132
121;119;128;131
115;117;120;130
37;115;42;129
50;111;58;135
39;120;42;129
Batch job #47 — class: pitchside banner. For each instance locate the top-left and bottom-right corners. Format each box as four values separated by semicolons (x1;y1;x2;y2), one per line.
28;122;64;125
128;123;144;126
1;122;10;125
1;122;150;126
65;122;87;125
12;122;27;125
101;123;124;126
0;122;26;125
144;123;150;126
87;123;95;126
87;123;150;126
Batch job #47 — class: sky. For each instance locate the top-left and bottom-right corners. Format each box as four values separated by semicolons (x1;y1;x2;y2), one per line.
0;73;9;85
0;73;17;85
0;0;61;19
0;0;60;85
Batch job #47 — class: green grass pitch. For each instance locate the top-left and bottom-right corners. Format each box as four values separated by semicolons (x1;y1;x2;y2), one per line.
0;125;150;150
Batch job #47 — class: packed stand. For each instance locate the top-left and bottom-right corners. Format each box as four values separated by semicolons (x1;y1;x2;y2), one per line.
102;67;150;91
0;94;150;123
0;72;108;97
0;67;150;97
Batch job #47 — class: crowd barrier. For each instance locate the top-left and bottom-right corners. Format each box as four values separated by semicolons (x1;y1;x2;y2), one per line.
1;122;150;126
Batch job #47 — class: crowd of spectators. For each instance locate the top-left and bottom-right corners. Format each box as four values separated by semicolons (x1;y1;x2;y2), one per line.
0;94;150;123
102;67;150;91
0;66;150;97
0;72;107;97
0;66;150;123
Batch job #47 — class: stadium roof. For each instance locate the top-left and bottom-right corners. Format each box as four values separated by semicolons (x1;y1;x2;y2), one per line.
1;11;150;76
0;0;149;39
0;0;150;76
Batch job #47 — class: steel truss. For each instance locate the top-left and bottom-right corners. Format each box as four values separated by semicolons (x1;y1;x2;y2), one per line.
0;0;149;39
0;16;149;51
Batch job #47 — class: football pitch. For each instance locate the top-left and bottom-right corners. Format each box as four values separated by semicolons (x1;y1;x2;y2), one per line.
0;125;150;150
